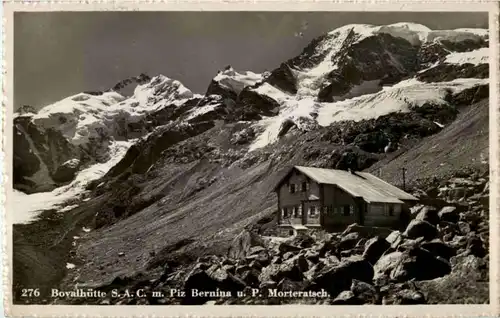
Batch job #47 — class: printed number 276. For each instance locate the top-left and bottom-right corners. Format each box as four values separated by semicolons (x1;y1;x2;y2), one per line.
21;289;40;297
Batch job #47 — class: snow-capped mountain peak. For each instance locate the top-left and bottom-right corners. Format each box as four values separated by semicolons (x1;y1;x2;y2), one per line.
327;22;487;46
247;22;489;151
212;67;264;95
132;74;195;107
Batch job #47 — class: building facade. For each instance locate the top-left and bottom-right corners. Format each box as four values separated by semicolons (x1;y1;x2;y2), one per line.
274;166;418;236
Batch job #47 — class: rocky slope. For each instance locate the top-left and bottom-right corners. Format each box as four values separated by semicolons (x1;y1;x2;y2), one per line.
53;171;489;305
12;22;490;304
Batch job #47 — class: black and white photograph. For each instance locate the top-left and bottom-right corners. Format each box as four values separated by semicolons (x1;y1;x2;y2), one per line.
4;3;499;317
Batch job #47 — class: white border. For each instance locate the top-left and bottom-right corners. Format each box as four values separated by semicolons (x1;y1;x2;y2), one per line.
2;1;499;317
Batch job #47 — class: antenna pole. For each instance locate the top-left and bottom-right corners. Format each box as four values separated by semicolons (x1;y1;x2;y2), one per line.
402;167;406;191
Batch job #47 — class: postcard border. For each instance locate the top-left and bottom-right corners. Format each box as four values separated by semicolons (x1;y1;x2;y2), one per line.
2;1;499;317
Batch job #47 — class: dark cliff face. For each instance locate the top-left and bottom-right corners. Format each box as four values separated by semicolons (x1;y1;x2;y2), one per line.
417;63;489;83
13;116;83;193
205;79;238;101
232;87;280;121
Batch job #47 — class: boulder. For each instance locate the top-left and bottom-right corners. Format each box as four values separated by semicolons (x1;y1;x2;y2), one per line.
415;206;440;226
373;251;405;280
182;264;246;304
415;254;488;304
246;250;271;266
386;231;404;249
259;254;308;283
282;252;295;261
374;247;451;282
466;235;487;258
278;242;302;255
380;283;427;305
439;206;460;223
248;246;266;255
303;249;320;262
331;290;360;305
389;247;451;282
240;269;260;287
396;238;426;253
338;232;361;251
395;289;426;304
277;278;308;292
362;236;390;265
457;221;471;235
206;264;247;291
310;255;374;298
420;239;456;260
316;240;337;258
403;219;438;240
227;230;265;260
290;233;316;249
350;279;379;304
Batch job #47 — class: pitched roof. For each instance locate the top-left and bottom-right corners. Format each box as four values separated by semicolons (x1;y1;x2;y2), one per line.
282;166;418;204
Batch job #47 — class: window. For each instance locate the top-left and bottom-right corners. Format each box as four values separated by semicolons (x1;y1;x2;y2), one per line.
281;208;285;218
350;205;355;215
388;205;395;216
289;184;296;194
309;206;317;217
343;205;351;216
326;205;332;215
282;208;289;218
301;181;309;192
298;205;303;217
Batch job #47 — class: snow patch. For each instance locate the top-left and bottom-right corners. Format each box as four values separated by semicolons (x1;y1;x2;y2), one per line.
213;67;263;94
66;263;76;269
249;84;320;151
59;204;79;213
444;47;489;66
62;159;80;169
12;140;132;224
248;78;487;151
